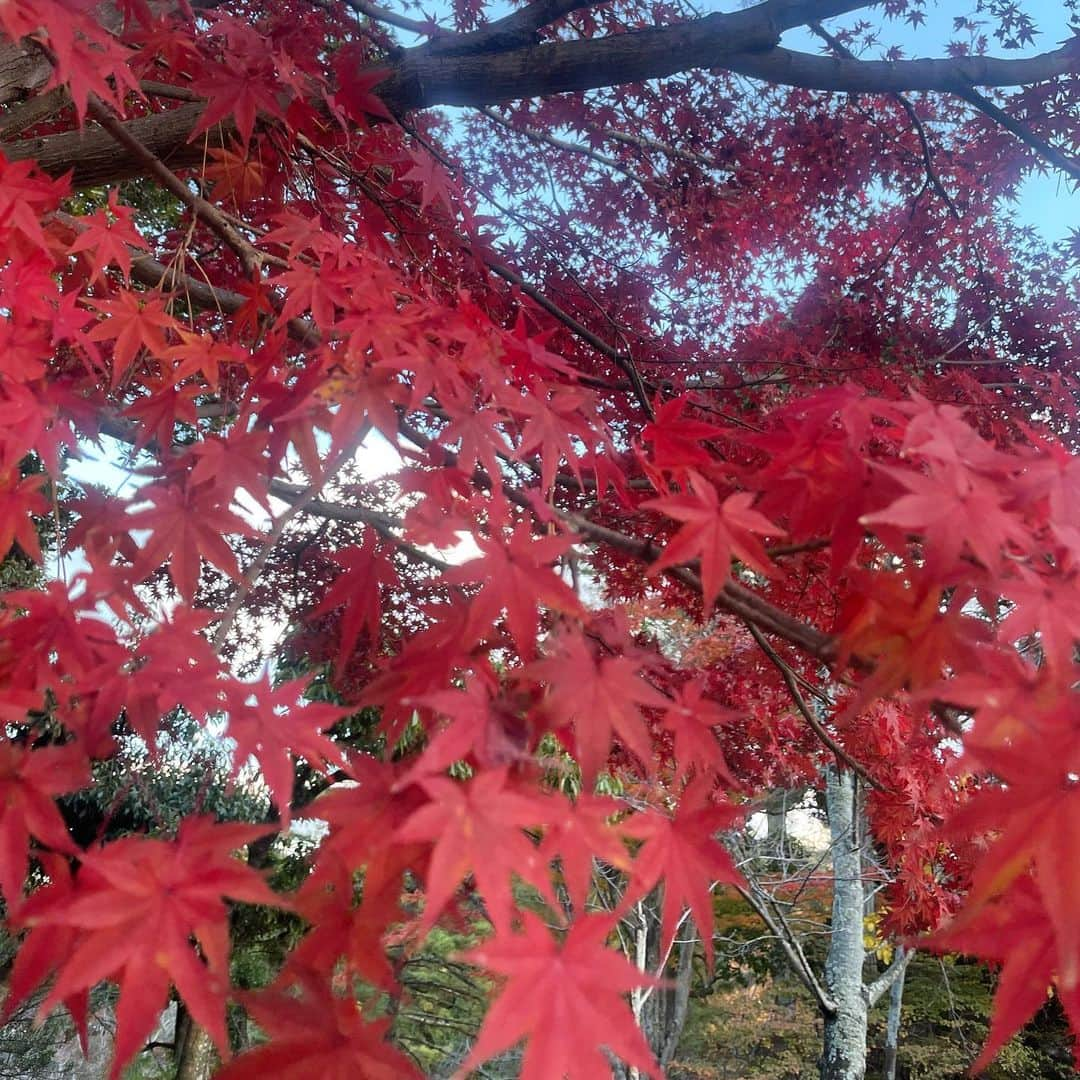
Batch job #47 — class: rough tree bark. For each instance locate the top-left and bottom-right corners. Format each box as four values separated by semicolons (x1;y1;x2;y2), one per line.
820;766;868;1080
817;767;915;1080
1;0;1075;188
659;930;695;1069
173;1009;218;1080
882;946;907;1080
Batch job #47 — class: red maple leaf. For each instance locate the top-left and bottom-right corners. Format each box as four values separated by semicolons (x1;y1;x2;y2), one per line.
641;394;725;472
311;535;398;672
442;522;583;654
166;328;248;392
122;380;200;451
3;855;90;1052
203;143;266;205
395;768;557;933
539;793;633;913
65;189;148;285
191;60;288;147
862;460;1030;578
400;678;533;781
513;385;594;494
187;429;272;511
660;679;739;785
926;874;1080;1072
998;566;1080;673
128;480;256;599
217;969;420;1079
0;466;47;563
940;731;1080;1006
299;757;428;972
43;21;140;124
330;50;393;125
461;913;661;1079
86;291;176;387
624;775;743;969
221;677;346;817
529;629;668;782
0;741;86;907
23;817;283;1080
645;476;782;610
400;147;455;212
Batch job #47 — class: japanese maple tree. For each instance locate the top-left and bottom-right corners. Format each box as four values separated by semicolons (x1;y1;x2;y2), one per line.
0;0;1077;1077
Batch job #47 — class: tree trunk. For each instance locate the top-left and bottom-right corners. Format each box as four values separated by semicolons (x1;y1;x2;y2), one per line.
882;947;907;1080
619;892;696;1077
659;931;695;1068
174;1014;218;1080
820;766;868;1080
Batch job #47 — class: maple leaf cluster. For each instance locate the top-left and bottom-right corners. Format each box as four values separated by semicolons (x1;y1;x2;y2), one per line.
0;0;1076;1076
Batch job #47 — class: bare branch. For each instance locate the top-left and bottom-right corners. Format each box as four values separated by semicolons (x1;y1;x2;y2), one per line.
212;427;373;649
956;85;1080;183
735;880;838;1014
721;40;1079;97
344;0;455;38
425;0;609;55
863;945;914;1007
745;621;884;792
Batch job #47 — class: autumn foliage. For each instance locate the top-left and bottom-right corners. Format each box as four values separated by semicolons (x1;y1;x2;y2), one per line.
0;0;1077;1075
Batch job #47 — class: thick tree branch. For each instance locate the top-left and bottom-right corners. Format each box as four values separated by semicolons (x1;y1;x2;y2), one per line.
376;0;869;110
720;41;1079;97
809;17;1079;183
6;2;1075;186
268;481;453;571
4;100;232;186
956;85;1080;183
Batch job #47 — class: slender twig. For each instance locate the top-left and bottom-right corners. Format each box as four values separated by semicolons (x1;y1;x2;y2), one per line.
957;85;1080;183
211;425;373;650
734;879;837;1014
84;93;276;277
745;621;884;791
477;105;655;189
809;21;959;219
344;0;456;38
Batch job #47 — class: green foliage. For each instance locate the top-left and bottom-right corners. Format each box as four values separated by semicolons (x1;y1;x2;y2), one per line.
871;956;1076;1080
392;925;494;1074
673;951;1077;1080
672;974;822;1080
64;178;185;237
59;714;268;848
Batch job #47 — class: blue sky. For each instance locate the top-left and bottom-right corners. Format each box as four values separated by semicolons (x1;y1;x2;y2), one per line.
782;0;1078;242
68;1;1077;499
410;0;1077;241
